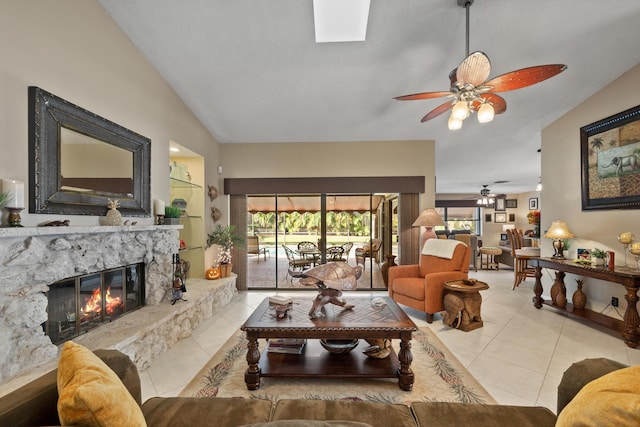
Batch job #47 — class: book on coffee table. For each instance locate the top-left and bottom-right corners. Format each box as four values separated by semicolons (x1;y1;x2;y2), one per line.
266;338;306;354
268;295;293;305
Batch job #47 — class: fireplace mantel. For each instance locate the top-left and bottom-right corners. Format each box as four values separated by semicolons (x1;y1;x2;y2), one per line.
0;224;181;239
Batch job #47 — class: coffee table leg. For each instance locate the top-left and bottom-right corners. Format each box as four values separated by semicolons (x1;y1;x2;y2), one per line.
397;332;414;391
244;331;261;390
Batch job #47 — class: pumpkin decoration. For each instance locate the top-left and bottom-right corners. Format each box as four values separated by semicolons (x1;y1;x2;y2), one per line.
206;266;220;280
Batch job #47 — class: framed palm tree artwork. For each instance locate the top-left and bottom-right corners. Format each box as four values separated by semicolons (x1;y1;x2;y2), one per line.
580;104;640;210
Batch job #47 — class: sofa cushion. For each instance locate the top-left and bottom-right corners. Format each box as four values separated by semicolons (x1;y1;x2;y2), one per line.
410;402;556;427
142;396;272;427
556;364;640;426
272;399;417;427
241;421;373;427
57;341;147;427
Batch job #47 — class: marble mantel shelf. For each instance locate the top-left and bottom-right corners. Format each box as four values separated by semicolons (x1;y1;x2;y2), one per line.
0;224;182;239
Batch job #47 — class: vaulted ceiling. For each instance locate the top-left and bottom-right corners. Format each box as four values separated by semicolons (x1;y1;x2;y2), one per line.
98;0;640;195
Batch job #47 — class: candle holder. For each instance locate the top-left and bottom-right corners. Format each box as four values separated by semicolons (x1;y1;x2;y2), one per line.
156;214;165;225
628;244;640;270
6;207;24;227
617;233;636;267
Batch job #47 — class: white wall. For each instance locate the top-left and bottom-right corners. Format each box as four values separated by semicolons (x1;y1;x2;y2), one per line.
541;64;640;318
0;1;220;227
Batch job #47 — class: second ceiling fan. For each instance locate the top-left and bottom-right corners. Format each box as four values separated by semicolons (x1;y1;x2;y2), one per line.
394;0;567;130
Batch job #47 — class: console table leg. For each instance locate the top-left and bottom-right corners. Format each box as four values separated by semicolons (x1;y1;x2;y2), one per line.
397;333;414;391
533;266;544;309
244;332;261;390
622;286;640;348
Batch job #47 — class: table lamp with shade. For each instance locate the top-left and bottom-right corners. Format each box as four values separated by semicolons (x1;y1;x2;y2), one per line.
543;220;575;259
412;208;445;250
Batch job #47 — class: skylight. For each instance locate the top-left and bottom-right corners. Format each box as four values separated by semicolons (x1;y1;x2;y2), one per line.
313;0;370;43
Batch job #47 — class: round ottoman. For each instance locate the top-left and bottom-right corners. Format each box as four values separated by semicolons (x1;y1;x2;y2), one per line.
479;246;502;270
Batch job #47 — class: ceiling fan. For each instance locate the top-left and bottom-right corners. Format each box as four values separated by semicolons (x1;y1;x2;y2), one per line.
476;185;496;205
394;0;567;130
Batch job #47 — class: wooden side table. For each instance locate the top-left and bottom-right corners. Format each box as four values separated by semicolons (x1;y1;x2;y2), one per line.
479;247;502;270
443;280;490;332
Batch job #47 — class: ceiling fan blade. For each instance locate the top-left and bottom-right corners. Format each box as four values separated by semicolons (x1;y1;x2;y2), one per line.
456;51;491;87
471;93;507;115
394;91;453;101
421;101;453;122
483;64;567;92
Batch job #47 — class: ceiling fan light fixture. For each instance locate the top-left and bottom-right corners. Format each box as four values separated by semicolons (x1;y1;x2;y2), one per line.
477;102;494;123
451;100;469;120
448;115;463;130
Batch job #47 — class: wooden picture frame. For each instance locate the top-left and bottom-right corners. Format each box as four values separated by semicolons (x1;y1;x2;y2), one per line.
529;197;538;210
495;197;506;211
508;213;516;222
494;212;507;223
506;199;517;208
485;213;492;222
580;104;640;210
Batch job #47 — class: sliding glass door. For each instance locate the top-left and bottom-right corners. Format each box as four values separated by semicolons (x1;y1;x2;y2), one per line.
246;193;392;290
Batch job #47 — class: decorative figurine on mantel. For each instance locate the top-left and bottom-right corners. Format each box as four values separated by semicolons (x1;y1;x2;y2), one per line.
298;262;362;319
104;199;123;226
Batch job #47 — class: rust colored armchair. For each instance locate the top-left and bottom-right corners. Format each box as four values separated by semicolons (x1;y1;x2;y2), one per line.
388;240;471;323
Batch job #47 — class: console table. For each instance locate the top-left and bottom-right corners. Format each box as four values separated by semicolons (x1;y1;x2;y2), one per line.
532;257;640;348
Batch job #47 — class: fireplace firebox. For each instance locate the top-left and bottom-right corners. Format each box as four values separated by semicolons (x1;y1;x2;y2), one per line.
43;263;145;344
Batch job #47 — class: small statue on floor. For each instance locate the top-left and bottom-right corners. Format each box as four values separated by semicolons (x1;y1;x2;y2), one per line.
298;262;362;319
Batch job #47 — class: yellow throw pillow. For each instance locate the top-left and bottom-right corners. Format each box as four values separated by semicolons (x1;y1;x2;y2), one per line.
57;341;147;427
556;364;640;427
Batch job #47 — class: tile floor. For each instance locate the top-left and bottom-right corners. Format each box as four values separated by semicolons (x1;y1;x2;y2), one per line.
140;268;640;414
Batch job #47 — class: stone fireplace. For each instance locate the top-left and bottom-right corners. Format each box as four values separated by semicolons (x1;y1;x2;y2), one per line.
0;225;178;382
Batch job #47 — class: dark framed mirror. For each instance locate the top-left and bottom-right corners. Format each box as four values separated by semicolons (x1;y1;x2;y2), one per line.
28;87;151;216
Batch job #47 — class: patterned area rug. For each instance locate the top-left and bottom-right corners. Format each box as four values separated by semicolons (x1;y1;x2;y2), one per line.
180;328;496;406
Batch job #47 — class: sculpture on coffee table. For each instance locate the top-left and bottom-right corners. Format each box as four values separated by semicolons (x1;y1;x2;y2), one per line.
298;262;362;318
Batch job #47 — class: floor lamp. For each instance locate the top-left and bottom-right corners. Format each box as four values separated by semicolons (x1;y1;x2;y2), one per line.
412;208;445;251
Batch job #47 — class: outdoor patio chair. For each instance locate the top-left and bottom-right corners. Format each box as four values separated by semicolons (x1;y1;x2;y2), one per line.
246;235;268;263
283;245;312;282
355;238;382;270
340;242;354;262
326;246;345;262
297;241;320;266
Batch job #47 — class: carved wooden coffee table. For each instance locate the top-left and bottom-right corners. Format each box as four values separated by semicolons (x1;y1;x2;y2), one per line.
240;296;417;391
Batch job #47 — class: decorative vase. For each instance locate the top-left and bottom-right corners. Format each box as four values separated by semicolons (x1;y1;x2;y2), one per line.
104;199;123;226
550;272;562;305
220;263;232;278
380;254;397;288
556;282;567;308
572;279;587;309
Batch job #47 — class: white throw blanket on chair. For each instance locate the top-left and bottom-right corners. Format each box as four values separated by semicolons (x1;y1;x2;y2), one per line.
421;238;463;259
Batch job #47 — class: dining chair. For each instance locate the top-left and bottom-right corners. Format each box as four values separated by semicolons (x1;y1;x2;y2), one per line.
507;228;537;289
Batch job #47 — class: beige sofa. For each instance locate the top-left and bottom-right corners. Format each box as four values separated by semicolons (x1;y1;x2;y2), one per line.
1;348;635;427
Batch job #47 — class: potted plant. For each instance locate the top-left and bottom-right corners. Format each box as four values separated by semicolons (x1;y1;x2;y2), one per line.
164;206;182;225
591;248;607;266
206;225;244;277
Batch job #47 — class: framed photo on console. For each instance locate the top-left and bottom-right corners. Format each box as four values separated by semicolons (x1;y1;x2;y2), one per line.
580;104;640;210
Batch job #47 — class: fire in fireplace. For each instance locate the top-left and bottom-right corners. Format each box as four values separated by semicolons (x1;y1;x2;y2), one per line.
43;263;145;345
